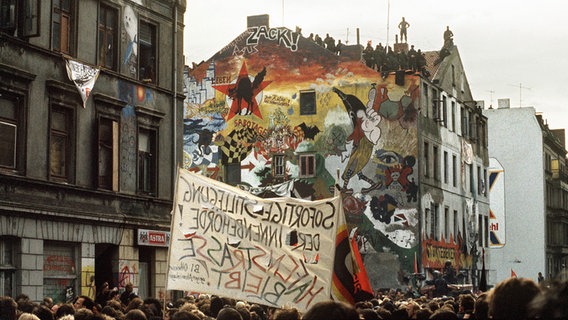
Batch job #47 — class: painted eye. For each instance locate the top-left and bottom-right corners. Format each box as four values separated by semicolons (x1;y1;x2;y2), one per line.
378;151;399;164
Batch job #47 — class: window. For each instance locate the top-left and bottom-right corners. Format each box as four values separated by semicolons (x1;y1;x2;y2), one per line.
52;0;76;54
452;154;457;187
431;203;439;241
453;210;458;241
461;106;467;137
98;4;118;70
0;0;39;37
443;151;448;184
273;154;285;177
139;20;156;83
442;96;447;127
477;165;482;195
98;117;119;191
44;243;78;304
298;154;315;178
423;84;429;117
0;237;16;296
451;101;456;131
0;93;19;170
469;163;474;194
423;142;429;177
444;207;450;240
50;106;73;181
433;145;439;181
138;127;157;195
300;90;316;115
432;89;438;120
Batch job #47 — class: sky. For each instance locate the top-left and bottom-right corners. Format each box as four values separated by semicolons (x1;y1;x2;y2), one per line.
184;0;568;138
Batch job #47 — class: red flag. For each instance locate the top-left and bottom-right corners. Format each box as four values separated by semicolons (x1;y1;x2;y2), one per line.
511;269;517;278
332;210;374;304
350;232;374;298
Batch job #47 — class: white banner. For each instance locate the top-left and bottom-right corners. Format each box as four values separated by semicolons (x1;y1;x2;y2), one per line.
64;57;100;108
167;169;340;311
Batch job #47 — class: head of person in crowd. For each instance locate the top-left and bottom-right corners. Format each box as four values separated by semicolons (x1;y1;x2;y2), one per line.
473;292;489;320
125;309;147;320
415;307;432;320
301;301;360;320
488;277;541;320
216;307;243;320
390;307;410;320
41;298;54;309
0;296;18;320
34;305;55;320
74;308;94;320
209;296;225;318
100;305;124;320
55;303;75;320
272;307;300;320
457;294;475;315
143;298;163;319
18;313;40;320
429;308;458;320
170;310;200;320
529;279;568;320
73;296;95;312
248;304;267;320
358;308;380;320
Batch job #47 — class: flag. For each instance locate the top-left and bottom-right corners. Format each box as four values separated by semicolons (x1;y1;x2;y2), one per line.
64;57;100;108
478;248;487;292
332;209;374;304
511;269;517;278
350;230;374;299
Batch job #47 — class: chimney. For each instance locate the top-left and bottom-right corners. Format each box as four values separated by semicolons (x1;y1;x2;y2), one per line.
497;98;510;109
247;14;269;28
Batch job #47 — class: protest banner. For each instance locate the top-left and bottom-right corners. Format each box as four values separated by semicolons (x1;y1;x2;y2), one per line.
166;169;340;312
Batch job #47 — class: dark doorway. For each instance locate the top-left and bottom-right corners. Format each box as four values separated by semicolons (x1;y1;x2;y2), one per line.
95;244;118;290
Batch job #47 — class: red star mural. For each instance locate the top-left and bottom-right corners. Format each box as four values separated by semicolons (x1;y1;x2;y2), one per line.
213;62;271;121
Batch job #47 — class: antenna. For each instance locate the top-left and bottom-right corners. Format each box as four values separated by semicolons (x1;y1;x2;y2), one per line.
509;83;531;107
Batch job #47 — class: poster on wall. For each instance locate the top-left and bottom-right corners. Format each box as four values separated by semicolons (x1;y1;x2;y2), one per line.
489;158;506;247
166;169;340;312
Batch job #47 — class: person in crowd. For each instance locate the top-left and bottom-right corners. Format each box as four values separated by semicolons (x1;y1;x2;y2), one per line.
73;296;95;312
216;307;243;320
456;294;475;319
17;314;40;320
125;309;147;320
529;279;568;320
33;305;54;320
120;284;138;307
487;277;541;320
54;303;75;320
0;296;18;320
301;301;360;320
95;282;111;307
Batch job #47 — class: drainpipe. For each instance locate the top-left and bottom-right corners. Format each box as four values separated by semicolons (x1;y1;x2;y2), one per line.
172;2;179;191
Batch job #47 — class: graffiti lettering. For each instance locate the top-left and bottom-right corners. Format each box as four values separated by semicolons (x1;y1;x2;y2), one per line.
246;26;300;52
234;119;267;136
212;76;232;85
232;45;259;56
263;94;291;107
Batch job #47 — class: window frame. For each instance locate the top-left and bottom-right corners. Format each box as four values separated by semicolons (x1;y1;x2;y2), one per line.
299;89;316;115
51;0;76;55
0;92;20;171
138;19;157;84
49;104;74;182
98;3;118;71
0;0;39;37
97;116;120;191
0;237;17;297
298;153;316;178
137;126;157;196
272;154;285;177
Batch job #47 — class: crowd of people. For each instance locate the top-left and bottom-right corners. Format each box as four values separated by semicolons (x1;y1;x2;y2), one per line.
1;275;567;320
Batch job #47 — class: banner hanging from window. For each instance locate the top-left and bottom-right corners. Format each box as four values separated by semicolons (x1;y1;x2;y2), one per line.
64;57;100;108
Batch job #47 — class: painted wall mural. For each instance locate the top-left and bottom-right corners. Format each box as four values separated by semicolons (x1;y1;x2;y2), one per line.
184;27;422;282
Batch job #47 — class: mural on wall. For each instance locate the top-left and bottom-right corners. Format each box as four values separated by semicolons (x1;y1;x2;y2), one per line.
122;5;138;78
184;26;423;280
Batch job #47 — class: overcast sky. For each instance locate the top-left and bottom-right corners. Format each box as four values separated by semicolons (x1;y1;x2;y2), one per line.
184;0;568;138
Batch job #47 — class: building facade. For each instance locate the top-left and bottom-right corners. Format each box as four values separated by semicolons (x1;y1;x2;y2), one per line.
183;16;489;289
0;0;185;302
485;105;568;284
